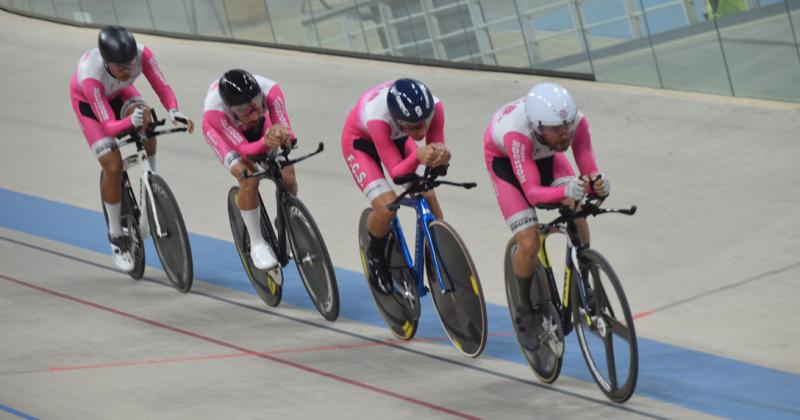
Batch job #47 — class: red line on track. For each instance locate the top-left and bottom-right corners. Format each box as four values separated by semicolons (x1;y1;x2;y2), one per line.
1;273;480;420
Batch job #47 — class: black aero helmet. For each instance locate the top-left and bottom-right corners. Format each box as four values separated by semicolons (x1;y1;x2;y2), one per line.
387;78;434;124
98;25;138;64
218;69;262;107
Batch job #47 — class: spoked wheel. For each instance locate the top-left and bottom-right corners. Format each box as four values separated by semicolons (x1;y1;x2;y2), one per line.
284;196;339;321
571;248;638;403
358;208;420;340
227;187;284;307
504;238;563;383
100;171;145;280
424;220;487;357
144;174;193;293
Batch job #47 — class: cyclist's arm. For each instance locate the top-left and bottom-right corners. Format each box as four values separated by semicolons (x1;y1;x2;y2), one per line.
425;101;446;145
366;119;420;180
80;78;133;137
140;47;178;111
571;117;600;176
265;84;295;138
203;110;268;157
503;132;567;205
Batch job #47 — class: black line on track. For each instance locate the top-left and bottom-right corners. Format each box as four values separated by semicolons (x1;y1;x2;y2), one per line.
0;234;668;418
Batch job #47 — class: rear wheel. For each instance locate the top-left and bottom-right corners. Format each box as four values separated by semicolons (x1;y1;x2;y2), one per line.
424;220;487;357
503;237;563;383
358;208;419;340
571;248;638;403
284;196;339;321
227;187;283;307
145;174;193;293
100;171;145;280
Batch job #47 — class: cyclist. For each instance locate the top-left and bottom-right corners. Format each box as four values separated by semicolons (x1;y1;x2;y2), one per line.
342;78;450;294
202;69;295;271
483;82;610;351
69;25;193;273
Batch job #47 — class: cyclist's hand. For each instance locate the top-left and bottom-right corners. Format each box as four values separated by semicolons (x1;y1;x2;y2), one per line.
429;144;451;167
565;177;587;201
168;109;194;134
592;173;610;197
130;107;145;129
264;124;291;149
417;143;448;166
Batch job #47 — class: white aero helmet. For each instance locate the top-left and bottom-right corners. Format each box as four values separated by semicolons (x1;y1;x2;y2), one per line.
524;82;577;130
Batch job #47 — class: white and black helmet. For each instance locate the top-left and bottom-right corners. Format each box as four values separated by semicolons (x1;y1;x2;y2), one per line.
524;82;577;131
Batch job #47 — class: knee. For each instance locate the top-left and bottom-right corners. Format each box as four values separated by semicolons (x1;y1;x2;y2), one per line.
238;177;259;194
516;231;540;258
102;156;124;177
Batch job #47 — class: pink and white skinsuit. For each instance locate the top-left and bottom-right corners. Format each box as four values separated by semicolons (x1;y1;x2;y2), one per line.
69;46;178;157
484;98;600;234
341;81;445;201
201;75;294;171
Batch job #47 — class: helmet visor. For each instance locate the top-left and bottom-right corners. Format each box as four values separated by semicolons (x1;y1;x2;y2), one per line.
395;112;434;131
229;93;264;117
107;58;136;72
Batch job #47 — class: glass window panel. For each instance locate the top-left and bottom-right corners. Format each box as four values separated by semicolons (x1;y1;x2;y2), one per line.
355;1;391;55
518;0;592;74
50;0;85;23
29;0;57;16
265;0;312;46
718;7;800;101
112;0;155;30
76;0;118;25
650;25;732;95
148;0;193;35
183;0;231;38
580;0;660;86
474;0;530;68
310;0;367;52
224;0;273;43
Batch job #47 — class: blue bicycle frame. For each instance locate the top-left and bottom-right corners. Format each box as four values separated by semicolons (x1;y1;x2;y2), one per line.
389;195;452;298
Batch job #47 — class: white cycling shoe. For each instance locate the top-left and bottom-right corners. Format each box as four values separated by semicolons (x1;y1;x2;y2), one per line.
251;242;279;271
109;235;135;272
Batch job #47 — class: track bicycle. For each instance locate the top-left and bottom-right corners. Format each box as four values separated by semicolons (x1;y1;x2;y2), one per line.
504;194;638;402
100;111;193;292
227;142;340;321
358;166;487;357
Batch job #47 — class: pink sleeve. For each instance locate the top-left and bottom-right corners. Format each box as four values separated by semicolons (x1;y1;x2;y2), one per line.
80;78;133;137
425;102;445;145
366;120;420;180
141;47;178;111
571;117;599;176
204;110;268;157
265;84;295;137
503;132;567;205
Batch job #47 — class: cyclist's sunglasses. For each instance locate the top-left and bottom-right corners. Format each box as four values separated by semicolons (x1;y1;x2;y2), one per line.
107;59;136;72
395;113;433;131
230;93;265;116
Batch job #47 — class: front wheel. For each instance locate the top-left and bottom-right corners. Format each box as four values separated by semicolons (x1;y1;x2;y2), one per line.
571;248;638;403
503;237;563;383
145;174;193;293
227;187;283;307
424;220;487;358
358;208;419;340
284;196;339;321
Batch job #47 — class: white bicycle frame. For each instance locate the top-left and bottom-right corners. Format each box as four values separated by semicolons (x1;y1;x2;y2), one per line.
118;139;166;240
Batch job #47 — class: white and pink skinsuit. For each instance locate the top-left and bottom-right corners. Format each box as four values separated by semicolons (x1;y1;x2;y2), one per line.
341;81;445;201
484;98;600;234
201;75;294;171
69;46;178;157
